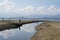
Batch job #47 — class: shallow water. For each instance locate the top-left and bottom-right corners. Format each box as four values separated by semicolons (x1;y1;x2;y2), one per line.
0;22;42;40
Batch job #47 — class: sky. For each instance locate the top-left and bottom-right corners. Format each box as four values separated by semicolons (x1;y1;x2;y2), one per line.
0;0;60;17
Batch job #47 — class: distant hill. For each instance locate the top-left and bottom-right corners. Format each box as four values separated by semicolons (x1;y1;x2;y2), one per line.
0;16;25;19
0;14;60;19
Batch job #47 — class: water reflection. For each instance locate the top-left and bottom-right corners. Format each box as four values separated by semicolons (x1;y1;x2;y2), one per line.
0;22;42;40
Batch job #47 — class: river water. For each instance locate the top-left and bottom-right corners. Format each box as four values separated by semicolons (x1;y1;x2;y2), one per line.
0;22;42;40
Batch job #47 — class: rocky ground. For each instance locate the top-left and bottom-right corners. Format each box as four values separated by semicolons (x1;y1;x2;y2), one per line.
31;22;60;40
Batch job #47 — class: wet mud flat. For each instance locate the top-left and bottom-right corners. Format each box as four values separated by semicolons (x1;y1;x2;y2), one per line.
31;22;60;40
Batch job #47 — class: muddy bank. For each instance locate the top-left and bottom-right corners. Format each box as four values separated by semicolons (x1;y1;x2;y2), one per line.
31;22;60;40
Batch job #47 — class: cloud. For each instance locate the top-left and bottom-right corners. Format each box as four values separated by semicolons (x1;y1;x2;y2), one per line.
36;6;46;13
48;5;57;13
0;0;60;16
20;6;34;13
0;0;15;13
21;22;42;32
0;30;15;39
21;25;35;32
16;6;35;16
21;23;38;32
57;9;60;13
36;6;48;15
48;5;60;15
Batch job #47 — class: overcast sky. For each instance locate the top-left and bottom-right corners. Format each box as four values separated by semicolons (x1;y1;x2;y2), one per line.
0;0;60;17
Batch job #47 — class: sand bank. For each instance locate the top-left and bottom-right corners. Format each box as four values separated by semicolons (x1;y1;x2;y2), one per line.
32;22;60;40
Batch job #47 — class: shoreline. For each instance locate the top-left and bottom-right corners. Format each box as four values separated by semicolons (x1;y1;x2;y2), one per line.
31;22;60;40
